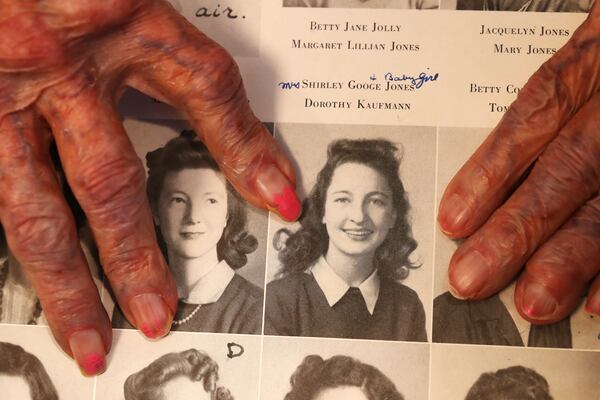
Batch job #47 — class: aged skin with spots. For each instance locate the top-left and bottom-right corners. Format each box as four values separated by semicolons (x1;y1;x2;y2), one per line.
438;3;600;325
1;0;599;378
0;0;300;375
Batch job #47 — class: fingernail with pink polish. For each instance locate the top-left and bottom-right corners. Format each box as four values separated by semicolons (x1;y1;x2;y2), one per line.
439;193;472;234
69;329;106;376
521;282;557;320
129;293;173;340
255;163;302;221
585;291;600;318
449;250;491;298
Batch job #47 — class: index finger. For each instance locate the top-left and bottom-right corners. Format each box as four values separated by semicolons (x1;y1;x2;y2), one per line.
110;1;301;221
438;4;600;238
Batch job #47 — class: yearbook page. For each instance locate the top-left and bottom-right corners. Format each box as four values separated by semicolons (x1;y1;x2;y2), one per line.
1;1;599;399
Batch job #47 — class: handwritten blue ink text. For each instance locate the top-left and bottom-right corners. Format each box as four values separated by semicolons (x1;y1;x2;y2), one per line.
383;71;440;89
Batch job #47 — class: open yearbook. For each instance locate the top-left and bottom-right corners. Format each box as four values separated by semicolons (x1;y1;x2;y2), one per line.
1;1;599;399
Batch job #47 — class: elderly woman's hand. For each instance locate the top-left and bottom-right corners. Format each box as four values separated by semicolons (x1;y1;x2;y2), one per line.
438;4;600;324
0;0;300;376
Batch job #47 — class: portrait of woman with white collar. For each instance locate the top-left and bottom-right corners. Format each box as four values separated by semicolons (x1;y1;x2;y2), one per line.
265;132;432;342
112;131;264;334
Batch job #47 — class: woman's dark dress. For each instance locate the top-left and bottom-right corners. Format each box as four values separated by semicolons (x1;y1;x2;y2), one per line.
265;272;427;341
433;291;572;348
112;274;263;335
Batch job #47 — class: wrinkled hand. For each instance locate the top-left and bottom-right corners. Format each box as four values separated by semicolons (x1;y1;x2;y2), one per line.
0;0;300;376
438;4;600;324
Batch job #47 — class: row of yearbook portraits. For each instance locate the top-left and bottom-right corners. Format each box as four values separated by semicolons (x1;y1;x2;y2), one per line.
0;324;599;399
168;0;595;12
282;0;595;11
0;120;599;350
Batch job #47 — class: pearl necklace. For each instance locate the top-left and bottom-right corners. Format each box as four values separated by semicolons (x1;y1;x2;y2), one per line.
171;304;202;326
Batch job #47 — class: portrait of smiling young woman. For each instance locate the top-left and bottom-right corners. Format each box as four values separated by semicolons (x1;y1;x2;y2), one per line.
265;124;436;341
322;162;398;266
111;121;268;335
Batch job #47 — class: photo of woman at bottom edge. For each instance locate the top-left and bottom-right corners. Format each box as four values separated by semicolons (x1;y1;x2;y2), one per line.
265;138;426;341
465;366;553;400
123;349;233;400
283;354;404;400
0;341;59;400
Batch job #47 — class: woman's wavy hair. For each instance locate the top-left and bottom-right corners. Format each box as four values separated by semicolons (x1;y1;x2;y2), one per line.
285;354;404;400
275;139;419;280
466;366;553;400
146;131;257;269
0;342;58;400
124;349;233;400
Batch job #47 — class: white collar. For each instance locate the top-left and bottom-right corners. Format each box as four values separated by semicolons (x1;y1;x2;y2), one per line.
311;256;380;314
181;260;235;305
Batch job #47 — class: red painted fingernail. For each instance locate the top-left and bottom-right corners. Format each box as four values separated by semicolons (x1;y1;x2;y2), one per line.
521;282;557;320
584;291;600;317
449;250;491;298
439;193;472;234
129;293;173;340
255;163;302;221
69;329;106;376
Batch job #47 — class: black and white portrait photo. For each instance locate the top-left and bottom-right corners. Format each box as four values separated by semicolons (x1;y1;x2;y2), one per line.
123;349;233;400
465;365;553;400
434;260;573;348
283;0;439;8
443;0;595;11
0;245;46;326
265;124;435;342
0;228;108;327
430;344;600;399
0;145;111;327
284;355;405;400
0;325;95;399
432;127;600;350
111;120;268;335
0;341;58;400
95;330;261;400
261;336;429;400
